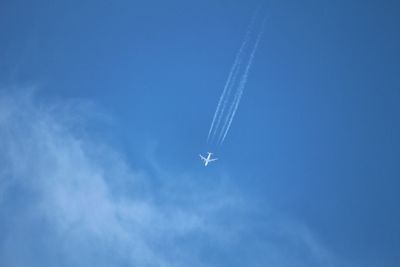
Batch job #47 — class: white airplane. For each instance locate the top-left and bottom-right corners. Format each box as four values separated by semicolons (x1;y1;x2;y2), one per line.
199;152;218;166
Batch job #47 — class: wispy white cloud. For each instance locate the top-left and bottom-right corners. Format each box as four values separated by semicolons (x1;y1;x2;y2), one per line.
0;90;347;267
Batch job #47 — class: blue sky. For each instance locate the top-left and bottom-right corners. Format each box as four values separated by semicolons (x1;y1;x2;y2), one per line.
1;0;400;266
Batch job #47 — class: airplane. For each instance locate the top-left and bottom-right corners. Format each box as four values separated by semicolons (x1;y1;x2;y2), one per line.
199;152;218;166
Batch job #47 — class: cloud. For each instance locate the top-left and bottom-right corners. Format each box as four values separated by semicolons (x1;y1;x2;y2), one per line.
0;90;347;267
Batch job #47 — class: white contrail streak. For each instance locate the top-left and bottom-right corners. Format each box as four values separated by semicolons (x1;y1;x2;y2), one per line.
207;28;252;143
209;54;242;142
208;12;263;144
218;19;266;145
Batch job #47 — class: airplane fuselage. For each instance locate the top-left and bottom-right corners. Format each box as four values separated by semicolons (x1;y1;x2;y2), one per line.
200;152;217;166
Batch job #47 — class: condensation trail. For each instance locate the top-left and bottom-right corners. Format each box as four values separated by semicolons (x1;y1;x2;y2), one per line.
209;53;242;142
208;11;264;144
218;19;266;145
206;27;252;143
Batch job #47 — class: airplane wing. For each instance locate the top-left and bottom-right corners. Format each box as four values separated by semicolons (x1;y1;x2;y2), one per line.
209;158;218;162
199;154;207;161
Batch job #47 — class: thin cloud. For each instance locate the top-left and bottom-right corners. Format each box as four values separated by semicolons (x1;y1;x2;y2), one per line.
0;90;347;267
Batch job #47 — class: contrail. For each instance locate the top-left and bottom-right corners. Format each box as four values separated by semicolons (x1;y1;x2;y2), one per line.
208;11;265;144
209;53;243;143
206;27;252;143
218;18;266;145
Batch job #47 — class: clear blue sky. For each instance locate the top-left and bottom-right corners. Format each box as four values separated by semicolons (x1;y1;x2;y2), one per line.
1;0;399;266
